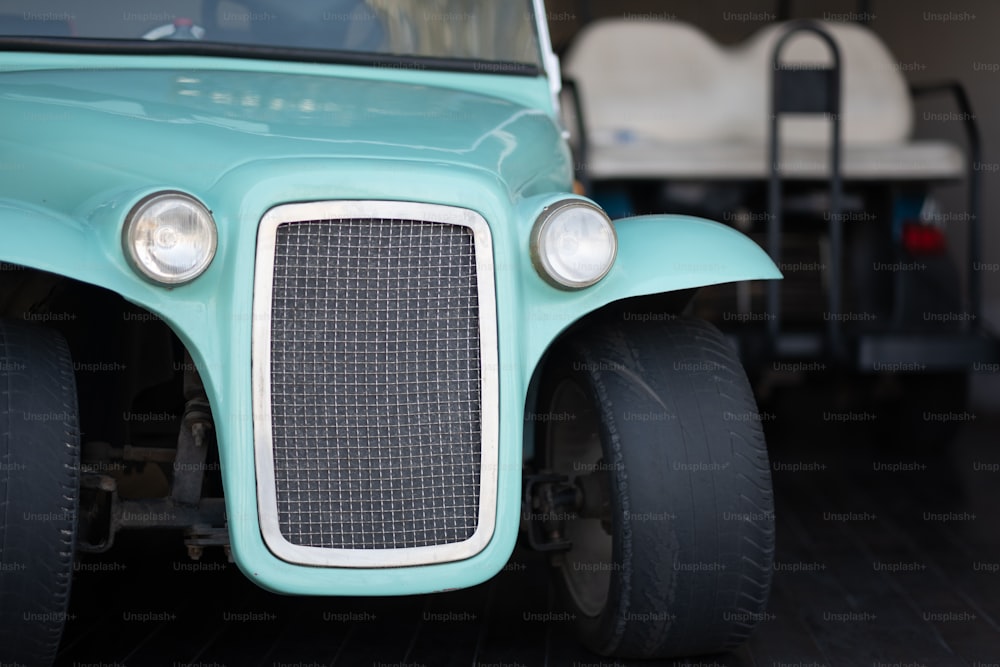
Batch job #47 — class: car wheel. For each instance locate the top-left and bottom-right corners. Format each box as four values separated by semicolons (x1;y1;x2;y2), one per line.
537;316;774;659
0;319;80;666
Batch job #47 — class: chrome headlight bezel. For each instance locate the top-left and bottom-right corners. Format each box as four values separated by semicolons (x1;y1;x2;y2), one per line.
122;191;218;286
530;199;618;290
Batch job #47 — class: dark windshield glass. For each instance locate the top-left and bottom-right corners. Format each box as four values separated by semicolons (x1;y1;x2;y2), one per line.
0;1;542;67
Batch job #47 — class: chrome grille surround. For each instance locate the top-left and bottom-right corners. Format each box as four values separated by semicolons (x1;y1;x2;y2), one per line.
252;201;499;568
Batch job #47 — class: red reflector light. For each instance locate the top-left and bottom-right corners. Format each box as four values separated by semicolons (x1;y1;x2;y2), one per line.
902;223;947;255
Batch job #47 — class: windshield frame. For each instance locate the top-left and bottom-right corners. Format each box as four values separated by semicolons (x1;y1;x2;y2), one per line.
0;36;542;76
532;0;562;109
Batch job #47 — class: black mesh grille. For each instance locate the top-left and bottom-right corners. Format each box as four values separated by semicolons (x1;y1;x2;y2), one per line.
268;219;482;550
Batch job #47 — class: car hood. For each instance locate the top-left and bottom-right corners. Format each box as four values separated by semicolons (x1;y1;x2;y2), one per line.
0;67;570;216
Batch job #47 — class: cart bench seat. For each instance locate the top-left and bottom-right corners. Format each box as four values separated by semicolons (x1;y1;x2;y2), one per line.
564;20;966;182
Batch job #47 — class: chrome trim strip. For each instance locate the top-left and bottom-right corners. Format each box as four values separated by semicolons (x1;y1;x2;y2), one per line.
252;201;499;568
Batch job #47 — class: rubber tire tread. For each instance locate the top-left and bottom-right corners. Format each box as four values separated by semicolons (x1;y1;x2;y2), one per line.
541;317;774;659
0;319;80;667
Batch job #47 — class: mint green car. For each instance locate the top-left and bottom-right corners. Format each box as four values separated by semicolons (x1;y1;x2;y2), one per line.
0;1;781;662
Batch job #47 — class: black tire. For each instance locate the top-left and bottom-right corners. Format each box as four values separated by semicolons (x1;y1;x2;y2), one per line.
0;319;80;666
537;316;774;659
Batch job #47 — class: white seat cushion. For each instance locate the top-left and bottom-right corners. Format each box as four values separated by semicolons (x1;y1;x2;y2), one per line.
564;19;965;182
564;20;731;144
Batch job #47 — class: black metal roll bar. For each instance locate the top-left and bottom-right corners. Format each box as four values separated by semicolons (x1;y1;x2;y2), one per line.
767;20;844;357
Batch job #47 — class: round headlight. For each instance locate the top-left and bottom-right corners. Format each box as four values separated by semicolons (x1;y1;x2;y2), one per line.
123;192;218;285
531;200;617;289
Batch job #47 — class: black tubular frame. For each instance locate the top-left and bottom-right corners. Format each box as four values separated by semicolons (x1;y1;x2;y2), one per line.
909;81;983;322
767;20;844;357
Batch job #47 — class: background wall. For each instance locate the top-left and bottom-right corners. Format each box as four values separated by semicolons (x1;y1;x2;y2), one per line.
545;0;1000;406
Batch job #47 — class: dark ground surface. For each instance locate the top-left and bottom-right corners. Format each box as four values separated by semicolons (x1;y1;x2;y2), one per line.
56;389;1000;667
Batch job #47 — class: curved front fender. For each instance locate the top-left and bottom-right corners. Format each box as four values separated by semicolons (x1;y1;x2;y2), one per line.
613;214;782;297
516;211;782;373
0;200;99;283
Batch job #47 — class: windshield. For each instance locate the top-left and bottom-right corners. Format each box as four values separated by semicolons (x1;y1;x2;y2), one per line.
0;0;543;70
